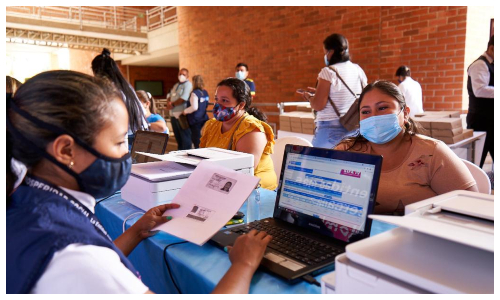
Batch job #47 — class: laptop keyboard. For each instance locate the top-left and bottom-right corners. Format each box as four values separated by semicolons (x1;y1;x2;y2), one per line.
230;220;344;266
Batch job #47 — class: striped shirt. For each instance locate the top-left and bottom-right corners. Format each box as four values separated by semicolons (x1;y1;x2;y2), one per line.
316;61;367;122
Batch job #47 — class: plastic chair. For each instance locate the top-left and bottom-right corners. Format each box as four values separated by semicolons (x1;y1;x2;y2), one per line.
462;159;491;194
271;136;313;183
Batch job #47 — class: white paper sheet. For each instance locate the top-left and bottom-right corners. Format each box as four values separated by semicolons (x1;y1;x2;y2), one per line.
154;160;260;245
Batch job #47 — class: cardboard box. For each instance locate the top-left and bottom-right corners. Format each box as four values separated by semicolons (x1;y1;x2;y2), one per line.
413;117;438;129
291;126;302;133
435;133;464;144
430;118;462;130
431;127;463;138
301;123;315;130
415;111;461;118
302;127;315;134
462;129;473;139
300;114;315;125
280;124;292;132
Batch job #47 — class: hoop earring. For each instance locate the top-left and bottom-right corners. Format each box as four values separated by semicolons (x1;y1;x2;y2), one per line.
68;161;74;169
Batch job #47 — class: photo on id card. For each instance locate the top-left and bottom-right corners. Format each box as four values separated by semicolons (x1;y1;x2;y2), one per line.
206;173;237;194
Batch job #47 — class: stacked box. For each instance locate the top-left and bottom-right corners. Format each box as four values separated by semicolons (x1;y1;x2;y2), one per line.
462;129;473;139
289;112;305;133
300;113;315;134
414;111;461;118
279;113;292;131
430;118;464;144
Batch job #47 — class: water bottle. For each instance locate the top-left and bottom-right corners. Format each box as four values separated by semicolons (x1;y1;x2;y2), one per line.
247;187;261;223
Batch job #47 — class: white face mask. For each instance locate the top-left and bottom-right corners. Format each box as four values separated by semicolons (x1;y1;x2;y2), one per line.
178;74;187;83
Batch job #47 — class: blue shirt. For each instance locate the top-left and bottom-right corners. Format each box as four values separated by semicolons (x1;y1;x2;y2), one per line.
147;114;169;134
244;78;256;96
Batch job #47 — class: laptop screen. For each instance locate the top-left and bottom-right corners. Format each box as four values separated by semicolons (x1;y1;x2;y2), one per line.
131;130;169;164
273;145;383;244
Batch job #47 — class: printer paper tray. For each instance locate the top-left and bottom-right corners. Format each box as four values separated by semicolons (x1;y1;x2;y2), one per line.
345;227;493;294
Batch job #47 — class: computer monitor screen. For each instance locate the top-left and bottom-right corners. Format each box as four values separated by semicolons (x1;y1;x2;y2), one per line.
274;145;382;244
135;81;164;97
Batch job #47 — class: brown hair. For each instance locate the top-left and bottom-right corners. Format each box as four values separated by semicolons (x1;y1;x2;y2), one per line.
192;75;205;90
7;70;122;195
338;80;423;151
136;90;156;114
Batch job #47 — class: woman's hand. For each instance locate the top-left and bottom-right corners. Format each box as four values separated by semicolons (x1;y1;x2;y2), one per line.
226;229;272;272
114;203;180;256
132;203;181;239
212;230;272;293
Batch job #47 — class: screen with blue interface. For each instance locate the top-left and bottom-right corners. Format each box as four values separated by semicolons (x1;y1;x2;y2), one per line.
276;151;377;242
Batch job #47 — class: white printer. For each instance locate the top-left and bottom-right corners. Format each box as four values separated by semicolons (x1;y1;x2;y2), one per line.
321;190;494;294
121;147;254;211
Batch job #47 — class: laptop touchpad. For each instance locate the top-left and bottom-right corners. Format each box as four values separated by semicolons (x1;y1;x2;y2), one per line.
264;252;305;271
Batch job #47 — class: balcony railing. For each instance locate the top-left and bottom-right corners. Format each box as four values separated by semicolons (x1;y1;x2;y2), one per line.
6;6;177;33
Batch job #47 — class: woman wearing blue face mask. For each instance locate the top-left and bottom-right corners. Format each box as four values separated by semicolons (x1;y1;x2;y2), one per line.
6;71;272;294
200;78;277;190
300;33;367;148
335;80;478;215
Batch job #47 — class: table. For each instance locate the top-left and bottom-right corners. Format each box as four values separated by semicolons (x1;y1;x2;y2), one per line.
278;130;487;166
95;189;396;294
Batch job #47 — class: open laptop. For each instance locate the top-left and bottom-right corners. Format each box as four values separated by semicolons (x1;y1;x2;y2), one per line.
130;130;169;164
211;144;383;282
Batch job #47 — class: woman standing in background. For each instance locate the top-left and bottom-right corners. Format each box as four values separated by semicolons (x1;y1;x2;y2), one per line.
183;75;209;148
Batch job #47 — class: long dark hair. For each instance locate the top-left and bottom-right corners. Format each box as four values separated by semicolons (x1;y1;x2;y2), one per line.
92;48;144;132
136;90;156;114
338;80;423;151
323;33;350;65
6;70;122;197
217;78;267;122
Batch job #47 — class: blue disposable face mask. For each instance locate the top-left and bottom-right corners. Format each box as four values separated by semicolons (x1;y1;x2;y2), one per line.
235;71;246;80
7;99;132;199
324;51;330;66
359;110;404;144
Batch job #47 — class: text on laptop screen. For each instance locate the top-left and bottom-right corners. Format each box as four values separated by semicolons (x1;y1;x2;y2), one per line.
276;152;376;242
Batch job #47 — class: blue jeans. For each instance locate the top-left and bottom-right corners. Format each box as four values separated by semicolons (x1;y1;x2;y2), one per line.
171;116;192;150
312;119;354;149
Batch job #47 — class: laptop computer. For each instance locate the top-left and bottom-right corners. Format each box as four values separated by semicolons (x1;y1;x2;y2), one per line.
210;144;383;282
130;130;169;164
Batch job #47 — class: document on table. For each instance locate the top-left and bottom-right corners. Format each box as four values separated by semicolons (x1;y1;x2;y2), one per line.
154;160;260;245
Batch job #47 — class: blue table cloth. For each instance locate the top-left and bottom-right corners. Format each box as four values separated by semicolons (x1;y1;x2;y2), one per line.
95;188;396;294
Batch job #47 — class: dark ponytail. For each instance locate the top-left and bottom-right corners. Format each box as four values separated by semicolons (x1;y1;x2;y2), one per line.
323;33;350;65
92;48;145;132
217;78;267;123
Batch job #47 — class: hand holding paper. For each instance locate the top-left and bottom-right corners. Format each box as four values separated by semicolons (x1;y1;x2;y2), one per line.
155;160;260;245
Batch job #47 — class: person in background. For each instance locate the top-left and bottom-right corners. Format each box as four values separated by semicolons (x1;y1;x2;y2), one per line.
335;80;477;215
92;48;147;150
395;65;423;117
136;90;169;134
6;75;22;95
6;70;272;294
466;35;494;169
200;78;277;190
167;68;193;150
183;75;209;148
235;62;256;98
300;33;367;148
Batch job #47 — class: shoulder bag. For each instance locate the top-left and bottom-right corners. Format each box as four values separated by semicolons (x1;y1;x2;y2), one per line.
327;66;364;131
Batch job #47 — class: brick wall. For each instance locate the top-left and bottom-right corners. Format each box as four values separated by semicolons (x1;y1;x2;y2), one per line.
177;6;475;128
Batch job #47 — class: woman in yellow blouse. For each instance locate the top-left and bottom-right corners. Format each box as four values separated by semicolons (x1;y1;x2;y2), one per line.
200;78;277;190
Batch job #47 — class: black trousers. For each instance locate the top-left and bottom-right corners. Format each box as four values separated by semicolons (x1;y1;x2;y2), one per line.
189;120;207;149
171;116;192;150
467;112;494;168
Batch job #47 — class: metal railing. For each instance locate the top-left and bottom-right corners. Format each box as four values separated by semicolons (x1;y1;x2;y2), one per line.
6;6;177;33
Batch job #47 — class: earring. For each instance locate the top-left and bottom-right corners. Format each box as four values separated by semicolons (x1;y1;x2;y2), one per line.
68;161;74;169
